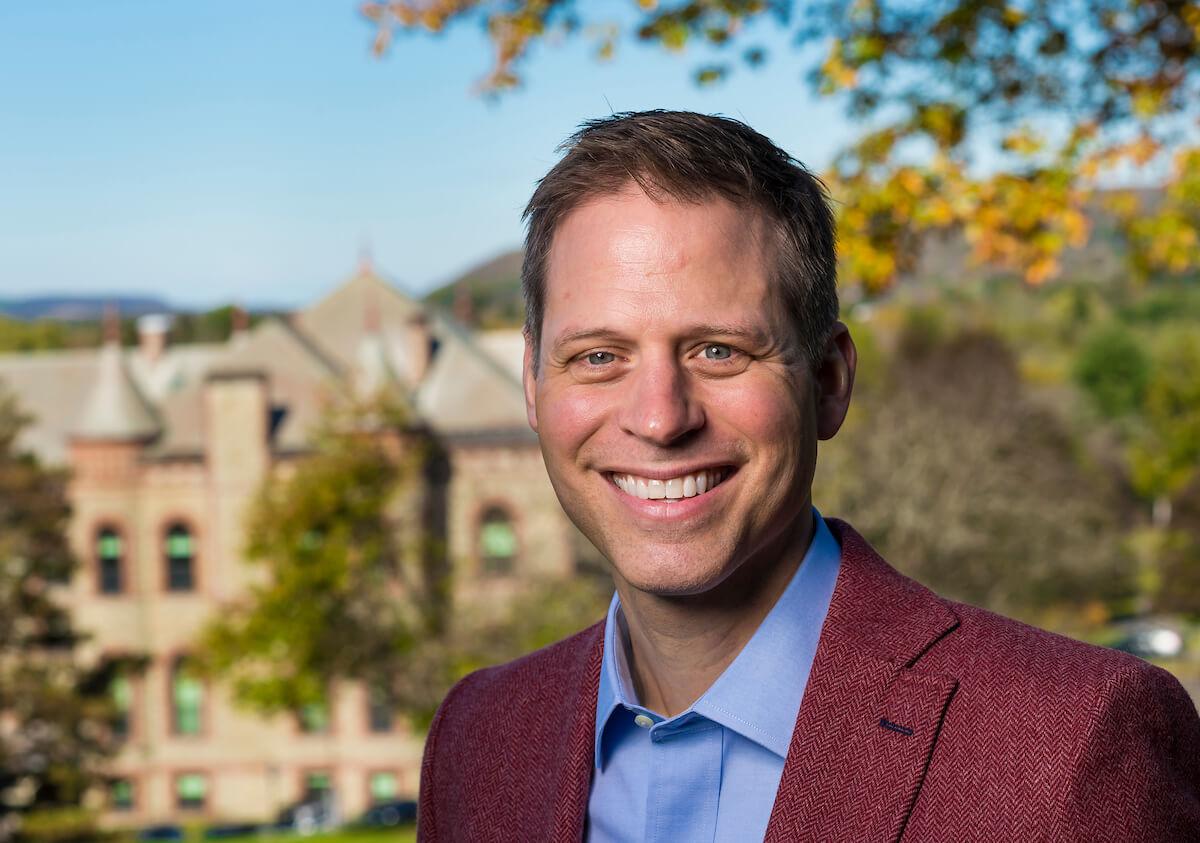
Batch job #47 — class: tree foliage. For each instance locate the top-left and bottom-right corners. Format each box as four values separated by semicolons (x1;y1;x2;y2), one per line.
198;397;451;723
1127;326;1200;519
815;322;1136;617
362;0;1200;291
0;389;118;841
1074;324;1150;418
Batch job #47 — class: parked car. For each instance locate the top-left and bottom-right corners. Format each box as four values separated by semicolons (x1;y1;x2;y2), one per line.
272;791;340;835
203;822;262;839
356;799;418;828
1112;619;1186;660
136;826;184;842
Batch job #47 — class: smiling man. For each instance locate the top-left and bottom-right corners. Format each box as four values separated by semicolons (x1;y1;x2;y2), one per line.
418;111;1200;842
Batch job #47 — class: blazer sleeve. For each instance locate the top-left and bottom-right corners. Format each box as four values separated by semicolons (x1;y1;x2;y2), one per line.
1058;660;1200;840
417;676;467;842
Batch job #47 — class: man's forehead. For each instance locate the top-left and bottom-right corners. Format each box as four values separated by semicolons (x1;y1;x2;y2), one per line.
547;189;772;274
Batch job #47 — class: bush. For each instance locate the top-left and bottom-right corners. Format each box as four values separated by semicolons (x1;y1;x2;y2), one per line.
1073;325;1149;418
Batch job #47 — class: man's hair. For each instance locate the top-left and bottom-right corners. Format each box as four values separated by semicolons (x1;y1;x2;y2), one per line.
521;109;839;369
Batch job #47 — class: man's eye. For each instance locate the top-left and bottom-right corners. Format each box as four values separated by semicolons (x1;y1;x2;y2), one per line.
703;344;733;360
585;351;616;365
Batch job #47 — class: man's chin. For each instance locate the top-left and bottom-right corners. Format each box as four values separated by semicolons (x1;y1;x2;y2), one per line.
608;550;738;600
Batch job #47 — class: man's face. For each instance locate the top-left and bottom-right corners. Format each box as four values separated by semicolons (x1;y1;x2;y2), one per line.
524;186;850;598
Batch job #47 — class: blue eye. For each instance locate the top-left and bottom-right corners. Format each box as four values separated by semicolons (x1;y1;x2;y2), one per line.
586;351;616;365
704;344;732;360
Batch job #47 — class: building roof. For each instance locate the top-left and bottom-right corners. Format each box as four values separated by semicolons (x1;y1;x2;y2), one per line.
0;264;531;465
74;340;161;441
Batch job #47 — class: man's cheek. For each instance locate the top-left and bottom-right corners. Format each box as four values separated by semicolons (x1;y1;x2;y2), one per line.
538;390;610;451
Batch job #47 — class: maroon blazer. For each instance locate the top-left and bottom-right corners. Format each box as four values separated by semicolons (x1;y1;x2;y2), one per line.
419;520;1200;841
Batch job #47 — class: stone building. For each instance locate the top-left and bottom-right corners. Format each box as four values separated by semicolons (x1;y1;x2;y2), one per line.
0;265;577;825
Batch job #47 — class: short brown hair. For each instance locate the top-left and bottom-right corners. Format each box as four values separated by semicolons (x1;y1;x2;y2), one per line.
521;110;838;368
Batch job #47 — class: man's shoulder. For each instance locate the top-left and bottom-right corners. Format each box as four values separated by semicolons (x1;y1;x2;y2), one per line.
827;518;1180;701
436;621;604;727
938;597;1180;701
418;624;604;838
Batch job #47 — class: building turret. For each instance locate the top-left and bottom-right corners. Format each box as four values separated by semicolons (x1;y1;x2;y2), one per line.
75;309;160;442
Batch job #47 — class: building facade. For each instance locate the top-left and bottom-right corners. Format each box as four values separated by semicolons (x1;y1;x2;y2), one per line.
0;266;577;824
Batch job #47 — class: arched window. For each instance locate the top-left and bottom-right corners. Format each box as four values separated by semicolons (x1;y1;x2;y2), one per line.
297;698;330;734
367;685;395;734
109;778;135;812
96;526;123;594
303;769;332;800
478;506;517;575
174;772;207;811
369;771;398;804
170;657;204;736
164;523;195;592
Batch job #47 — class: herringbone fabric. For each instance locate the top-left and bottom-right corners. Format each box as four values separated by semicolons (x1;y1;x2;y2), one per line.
419;520;1200;842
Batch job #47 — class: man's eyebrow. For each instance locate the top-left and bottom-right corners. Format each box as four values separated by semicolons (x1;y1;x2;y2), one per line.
550;324;772;348
684;324;771;345
550;328;628;349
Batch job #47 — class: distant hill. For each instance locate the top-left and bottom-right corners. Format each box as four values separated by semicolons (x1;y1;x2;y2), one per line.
424;206;1144;330
425;250;524;329
0;295;171;322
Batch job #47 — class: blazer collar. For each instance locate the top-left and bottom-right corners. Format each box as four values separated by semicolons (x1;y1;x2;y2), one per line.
555;519;960;842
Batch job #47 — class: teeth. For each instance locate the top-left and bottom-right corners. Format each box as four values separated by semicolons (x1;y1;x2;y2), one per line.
611;468;728;500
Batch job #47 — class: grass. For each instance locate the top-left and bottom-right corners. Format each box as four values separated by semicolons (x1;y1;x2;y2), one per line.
116;827;416;843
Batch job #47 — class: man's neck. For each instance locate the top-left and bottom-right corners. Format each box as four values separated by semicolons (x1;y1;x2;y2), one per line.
613;511;816;718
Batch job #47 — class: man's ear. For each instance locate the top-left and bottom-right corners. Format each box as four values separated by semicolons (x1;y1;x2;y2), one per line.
522;332;539;433
815;321;857;441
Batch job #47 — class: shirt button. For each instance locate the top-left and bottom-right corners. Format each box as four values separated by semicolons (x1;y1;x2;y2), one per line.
633;714;654;729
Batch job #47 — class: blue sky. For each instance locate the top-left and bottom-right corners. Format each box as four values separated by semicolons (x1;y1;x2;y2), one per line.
0;1;850;309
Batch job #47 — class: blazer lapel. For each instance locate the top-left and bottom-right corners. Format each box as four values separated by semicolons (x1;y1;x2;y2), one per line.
765;520;960;843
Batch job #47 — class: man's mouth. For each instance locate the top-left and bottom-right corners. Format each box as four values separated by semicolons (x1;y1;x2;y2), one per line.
607;468;733;501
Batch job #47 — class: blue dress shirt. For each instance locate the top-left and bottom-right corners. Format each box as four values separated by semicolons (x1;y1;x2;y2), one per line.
587;511;842;842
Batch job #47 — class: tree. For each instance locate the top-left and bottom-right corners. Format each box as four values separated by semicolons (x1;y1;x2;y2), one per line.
361;0;1200;292
1074;324;1150;419
1128;325;1200;528
0;389;119;842
198;395;453;726
814;322;1135;618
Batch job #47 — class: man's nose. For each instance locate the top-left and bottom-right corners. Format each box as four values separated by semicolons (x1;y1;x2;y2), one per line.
617;356;705;446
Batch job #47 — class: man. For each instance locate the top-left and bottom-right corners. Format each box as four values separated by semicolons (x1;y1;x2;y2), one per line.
419;111;1200;841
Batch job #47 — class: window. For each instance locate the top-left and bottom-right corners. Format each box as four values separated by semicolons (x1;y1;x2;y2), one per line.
175;773;207;811
303;770;332;800
367;686;395;734
369;771;398;803
96;527;123;594
164;523;194;591
170;659;203;736
110;779;134;812
297;700;329;734
478;507;517;574
110;674;132;740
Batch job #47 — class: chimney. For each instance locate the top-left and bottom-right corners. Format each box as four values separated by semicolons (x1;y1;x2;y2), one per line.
231;305;250;344
137;313;172;365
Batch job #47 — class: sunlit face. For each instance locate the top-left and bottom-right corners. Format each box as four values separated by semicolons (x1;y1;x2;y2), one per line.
523;186;833;598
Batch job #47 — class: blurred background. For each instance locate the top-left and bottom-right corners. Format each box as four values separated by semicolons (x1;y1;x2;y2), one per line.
1;1;1197;841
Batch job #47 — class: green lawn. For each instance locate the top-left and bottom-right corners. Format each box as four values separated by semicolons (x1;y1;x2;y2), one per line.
117;828;415;843
245;831;416;843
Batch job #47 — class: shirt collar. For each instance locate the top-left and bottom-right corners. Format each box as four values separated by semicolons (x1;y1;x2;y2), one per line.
594;510;843;766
